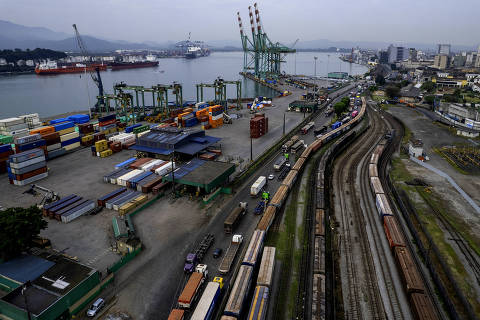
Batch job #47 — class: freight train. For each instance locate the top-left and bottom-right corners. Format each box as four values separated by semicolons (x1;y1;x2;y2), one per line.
220;98;368;319
368;139;438;319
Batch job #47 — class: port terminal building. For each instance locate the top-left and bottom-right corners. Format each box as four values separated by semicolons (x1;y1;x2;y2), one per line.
129;127;221;159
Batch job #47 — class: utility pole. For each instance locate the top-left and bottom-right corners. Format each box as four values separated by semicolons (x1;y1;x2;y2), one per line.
22;282;32;320
327;54;330;89
171;147;175;197
314;56;318;96
250;137;253;162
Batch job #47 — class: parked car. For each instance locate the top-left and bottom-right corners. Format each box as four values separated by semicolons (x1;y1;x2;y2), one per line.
213;248;223;259
87;298;105;317
268;174;275;180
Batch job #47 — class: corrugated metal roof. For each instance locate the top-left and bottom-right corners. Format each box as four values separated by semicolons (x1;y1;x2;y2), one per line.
0;255;55;283
129;144;172;155
165;158;205;179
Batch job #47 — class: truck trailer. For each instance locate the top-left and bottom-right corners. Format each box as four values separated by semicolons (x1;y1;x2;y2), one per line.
219;235;243;274
250;176;266;197
190;278;223;320
224;202;247;234
178;264;208;309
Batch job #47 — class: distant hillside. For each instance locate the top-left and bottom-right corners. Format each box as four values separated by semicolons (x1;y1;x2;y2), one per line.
0;20;70;41
0;20;162;52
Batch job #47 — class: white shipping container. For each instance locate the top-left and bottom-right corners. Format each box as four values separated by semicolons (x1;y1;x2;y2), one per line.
0;117;23;127
140;159;162;171
117;169;142;186
257;247;276;287
250;176;266;196
190;282;220;320
155;162;176;176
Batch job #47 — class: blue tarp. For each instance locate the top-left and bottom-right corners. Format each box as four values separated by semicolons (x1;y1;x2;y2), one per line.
0;255;54;283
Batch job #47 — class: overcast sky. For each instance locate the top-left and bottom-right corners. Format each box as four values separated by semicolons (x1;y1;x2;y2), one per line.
1;0;479;46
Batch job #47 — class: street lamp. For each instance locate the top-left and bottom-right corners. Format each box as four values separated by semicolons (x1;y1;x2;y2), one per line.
314;56;318;95
327;54;330;89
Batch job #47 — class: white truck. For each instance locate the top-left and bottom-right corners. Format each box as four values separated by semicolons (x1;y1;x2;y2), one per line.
250;176;267;197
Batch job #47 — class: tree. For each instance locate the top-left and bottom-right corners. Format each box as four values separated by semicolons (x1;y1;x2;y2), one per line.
0;206;47;260
369;85;378;92
424;95;435;105
421;81;435;93
375;75;386;86
385;85;400;98
334;102;347;116
400;80;410;87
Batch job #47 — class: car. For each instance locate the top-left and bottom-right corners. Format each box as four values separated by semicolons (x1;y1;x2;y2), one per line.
213;248;223;259
268;174;275;180
285;162;291;168
86;298;105;317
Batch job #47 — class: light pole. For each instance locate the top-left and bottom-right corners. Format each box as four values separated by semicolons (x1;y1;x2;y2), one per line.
327;54;330;89
314;56;318;95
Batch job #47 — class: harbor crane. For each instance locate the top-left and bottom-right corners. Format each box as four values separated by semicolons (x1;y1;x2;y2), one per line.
237;3;296;79
72;24;105;113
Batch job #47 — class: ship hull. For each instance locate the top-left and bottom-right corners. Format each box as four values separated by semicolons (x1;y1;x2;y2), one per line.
110;61;159;70
35;64;107;75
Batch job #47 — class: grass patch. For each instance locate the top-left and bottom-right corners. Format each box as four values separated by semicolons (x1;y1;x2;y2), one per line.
401;125;412;145
380;103;389;110
371;95;383;102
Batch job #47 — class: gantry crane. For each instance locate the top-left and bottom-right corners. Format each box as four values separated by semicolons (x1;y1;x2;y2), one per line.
237;3;296;79
72;24;105;113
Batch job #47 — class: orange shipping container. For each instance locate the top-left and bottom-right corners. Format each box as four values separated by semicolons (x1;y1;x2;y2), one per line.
30;126;55;136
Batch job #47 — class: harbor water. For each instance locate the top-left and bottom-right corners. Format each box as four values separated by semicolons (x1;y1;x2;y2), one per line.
0;52;368;118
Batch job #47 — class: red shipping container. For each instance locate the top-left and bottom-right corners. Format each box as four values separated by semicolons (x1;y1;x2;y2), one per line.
99;119;116;127
15;166;47;181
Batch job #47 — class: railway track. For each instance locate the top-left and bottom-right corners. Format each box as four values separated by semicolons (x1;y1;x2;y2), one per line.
332;107;387;319
357;108;411;319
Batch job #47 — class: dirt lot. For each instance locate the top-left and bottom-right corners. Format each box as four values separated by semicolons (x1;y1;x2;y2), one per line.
387;106;480;204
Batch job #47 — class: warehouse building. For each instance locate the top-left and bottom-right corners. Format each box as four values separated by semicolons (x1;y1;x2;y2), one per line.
163;158;235;194
130;127;221;159
0;255;101;320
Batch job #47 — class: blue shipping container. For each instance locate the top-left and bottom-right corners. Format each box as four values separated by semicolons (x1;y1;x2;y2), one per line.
50;118;69;124
60;137;81;147
53;121;74;131
17;139;46;152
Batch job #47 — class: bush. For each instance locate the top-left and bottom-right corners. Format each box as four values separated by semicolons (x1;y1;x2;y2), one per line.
375;75;386;86
385;85;400;98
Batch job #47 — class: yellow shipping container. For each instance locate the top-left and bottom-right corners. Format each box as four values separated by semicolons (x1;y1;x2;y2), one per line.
57;127;75;136
81;134;93;143
119;202;136;215
100;149;113;157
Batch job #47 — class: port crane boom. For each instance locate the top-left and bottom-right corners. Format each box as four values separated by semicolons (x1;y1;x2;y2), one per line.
72;24;104;112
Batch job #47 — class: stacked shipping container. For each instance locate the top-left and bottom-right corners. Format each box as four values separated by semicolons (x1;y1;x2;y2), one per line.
250;114;268;138
7;148;48;185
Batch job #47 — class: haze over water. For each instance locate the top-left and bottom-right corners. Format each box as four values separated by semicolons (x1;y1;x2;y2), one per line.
0;52;368;118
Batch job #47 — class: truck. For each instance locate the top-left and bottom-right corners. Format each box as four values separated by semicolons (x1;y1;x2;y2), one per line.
273;157;287;171
282;135;299;153
254;200;266;215
250;176;267;197
190;277;224;320
224;202;248;234
313;125;327;136
300;121;315;134
331;121;342;130
184;234;215;273
178;264;208;309
218;234;243;274
324;108;333;116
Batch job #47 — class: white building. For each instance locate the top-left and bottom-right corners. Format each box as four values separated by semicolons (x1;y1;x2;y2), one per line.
408;140;424;158
25;60;34;66
437;44;451;55
0;58;7;65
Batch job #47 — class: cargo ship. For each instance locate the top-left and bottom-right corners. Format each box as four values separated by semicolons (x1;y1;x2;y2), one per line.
109;61;159;70
35;61;107;75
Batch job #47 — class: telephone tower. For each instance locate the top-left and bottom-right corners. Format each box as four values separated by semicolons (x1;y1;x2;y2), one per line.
237;3;296;79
